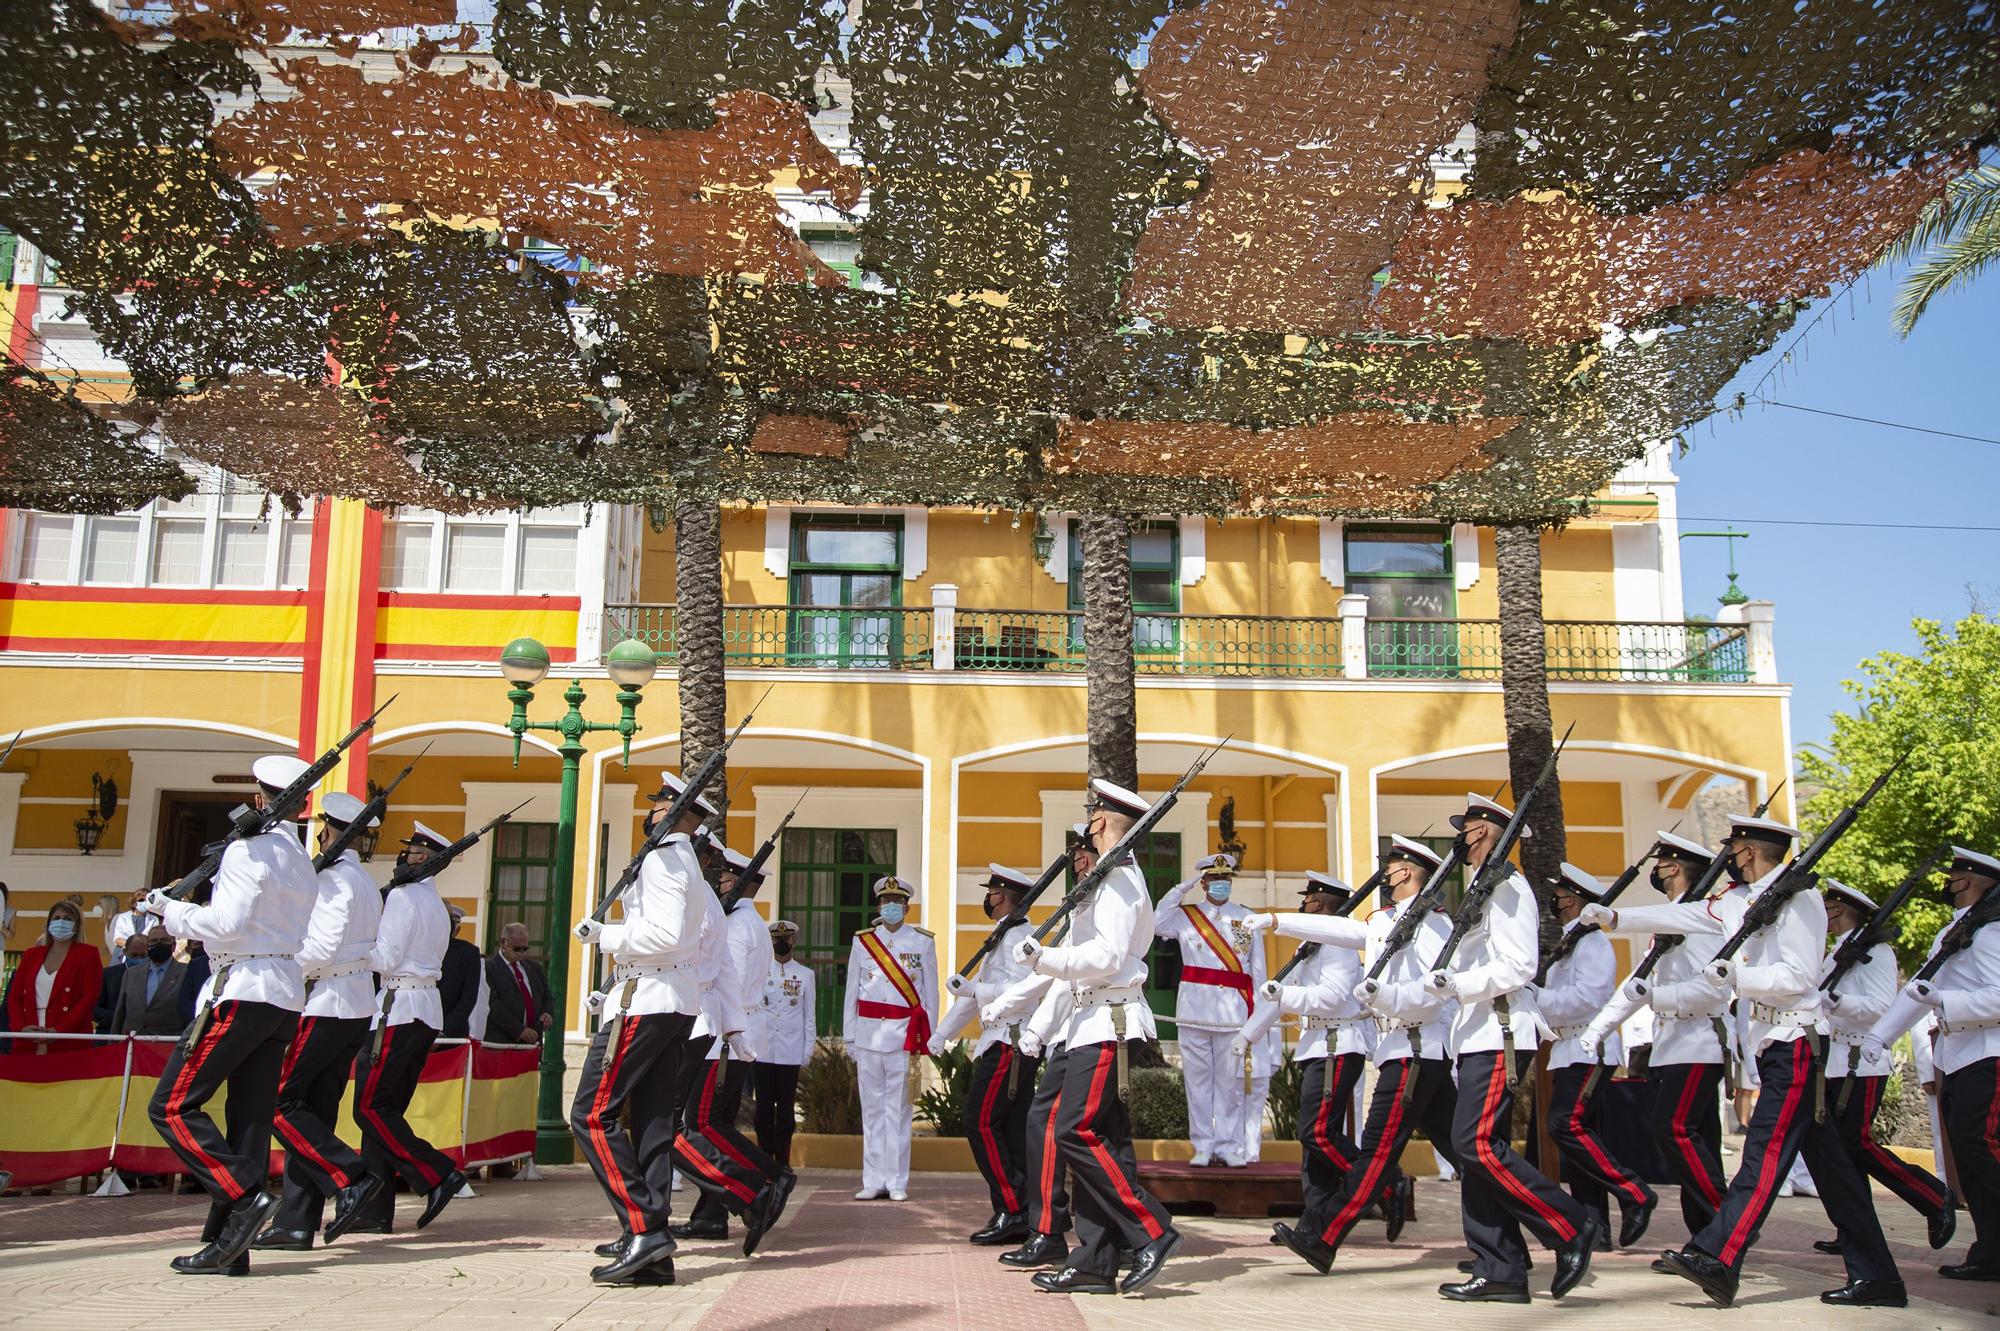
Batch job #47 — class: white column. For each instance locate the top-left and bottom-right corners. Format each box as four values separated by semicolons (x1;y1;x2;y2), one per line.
932;582;958;671
575;503;611;667
1338;593;1370;679
1741;600;1777;683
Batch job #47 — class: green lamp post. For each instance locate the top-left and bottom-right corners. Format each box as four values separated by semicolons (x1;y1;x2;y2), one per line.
499;634;658;1164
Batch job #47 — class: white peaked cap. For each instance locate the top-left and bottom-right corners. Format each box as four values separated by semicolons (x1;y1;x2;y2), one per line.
722;846;752;870
1729;813;1800;846
1555;862;1605;900
320;791;376;827
986;863;1036;891
1089;778;1151;819
1303;870;1350;895
1452;792;1529;838
1653;830;1713;863
1822;879;1877;914
1195;852;1238;875
769;918;800;936
403;820;450;851
1071;823;1090;839
1949;846;2000;879
1387;835;1444;871
873;875;914;899
652;770;719;818
253;754;312;791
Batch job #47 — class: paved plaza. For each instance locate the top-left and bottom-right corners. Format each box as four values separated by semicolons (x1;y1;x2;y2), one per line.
0;1168;1990;1329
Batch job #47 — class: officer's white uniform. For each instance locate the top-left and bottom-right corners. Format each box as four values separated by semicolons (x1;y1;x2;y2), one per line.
762;955;816;1066
843;889;937;1199
1155;864;1265;1164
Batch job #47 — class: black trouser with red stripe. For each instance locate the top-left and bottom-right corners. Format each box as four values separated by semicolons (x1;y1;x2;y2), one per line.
1454;1049;1589;1284
1547;1063;1656;1230
964;1041;1038;1215
1057;1039;1173;1279
271;1014;370;1233
1647;1061;1725;1235
352;1019;457;1225
1295;1052;1369;1219
571;1011;696;1237
1025;1044;1072;1238
683;1054;785;1226
1940;1057;1999;1269
753;1062;802;1167
1828;1073;1950;1222
1689;1037;1897;1282
147;999;296;1209
1306;1056;1456;1251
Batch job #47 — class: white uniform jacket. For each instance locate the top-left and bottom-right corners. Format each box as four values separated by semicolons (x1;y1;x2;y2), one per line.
1588;918;1731;1067
937;916;1033;1055
163;828;318;1013
296;849;383;1021
1256;913;1371;1061
1363;899;1455;1063
842;924;939;1055
705;898;772;1060
1035;858;1157;1048
1821;929;1897;1078
760;958;816;1066
1442;870;1543;1058
1154;885;1265;1033
371;876;449;1030
600;833;711;1020
1021;977;1075;1055
1871;902;2000;1076
1536;922;1618;1071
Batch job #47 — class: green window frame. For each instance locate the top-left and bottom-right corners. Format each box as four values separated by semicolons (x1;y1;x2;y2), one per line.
786;513;906;667
778;826;899;1035
487;821;561;961
1066;520;1179;654
801;230;865;289
1348;524;1459;677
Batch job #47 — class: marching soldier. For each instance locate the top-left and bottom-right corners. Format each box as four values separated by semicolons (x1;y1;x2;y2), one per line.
143;753;319;1275
1816;881;1954;1256
1865;845;2000;1282
348;821;467;1237
1428;794;1596;1304
1155;853;1263;1167
1583;813;1906;1307
570;774;714;1285
1272;836;1456;1272
258;791;386;1250
932;863;1041;1246
1537;863;1657;1250
843;875;938;1202
675;846;791;1254
1580;831;1730;1240
1014;780;1181;1295
753;919;814;1169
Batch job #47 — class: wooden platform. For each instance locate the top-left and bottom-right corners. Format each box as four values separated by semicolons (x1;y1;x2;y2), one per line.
1138;1159;1305;1218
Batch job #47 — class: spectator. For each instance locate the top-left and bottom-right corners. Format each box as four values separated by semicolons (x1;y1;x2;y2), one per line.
93;916;150;1031
437;904;486;1040
177;938;210;1028
1;879;16;946
6;898;103;1052
109;924;188;1037
482;921;551;1045
106;889;150;955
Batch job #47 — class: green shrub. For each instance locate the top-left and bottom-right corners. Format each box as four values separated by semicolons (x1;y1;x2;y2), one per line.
918;1043;975;1138
797;1038;862;1134
1267;1047;1305;1140
1126;1066;1189;1140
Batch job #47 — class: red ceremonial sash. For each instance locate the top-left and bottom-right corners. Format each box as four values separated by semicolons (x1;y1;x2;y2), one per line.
857;930;932;1053
1181;904;1254;1016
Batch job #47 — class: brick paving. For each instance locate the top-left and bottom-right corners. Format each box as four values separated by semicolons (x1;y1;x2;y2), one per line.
0;1169;1991;1329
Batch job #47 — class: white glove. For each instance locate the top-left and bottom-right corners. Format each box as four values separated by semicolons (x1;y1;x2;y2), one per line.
584;989;607;1015
1356;977;1382;1006
1577;903;1616;929
1859;1034;1888;1065
727;1032;756;1061
1620;977;1649;1003
574;918;604;943
143;888;174;916
1227;1035;1249;1061
946;973;969;996
1012;938;1042;967
1259;979;1282;1002
1425;970;1454;995
1243;912;1276;934
1823;991;1843;1011
926;1034;947;1058
1018;1031;1043;1059
980;1003;1008;1027
1576;1027;1604;1062
1905;978;1942;1007
1705;958;1733;983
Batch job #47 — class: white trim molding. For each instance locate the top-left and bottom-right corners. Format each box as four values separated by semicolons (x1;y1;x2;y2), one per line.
1452;523;1482;591
1178;517;1206;587
1318;519;1345;589
761;505;929;581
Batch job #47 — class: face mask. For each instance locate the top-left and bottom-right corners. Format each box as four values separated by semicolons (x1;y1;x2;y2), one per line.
773;940;793;957
47;918;77;941
1725;850;1750;885
1648;866;1669;892
148;942;173;963
982;896;1000;920
879;901;906;926
1205;881;1232;904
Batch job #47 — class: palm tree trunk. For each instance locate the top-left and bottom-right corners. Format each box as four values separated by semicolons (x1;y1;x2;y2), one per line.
674;493;727;833
1079;514;1137;789
1494;523;1566;918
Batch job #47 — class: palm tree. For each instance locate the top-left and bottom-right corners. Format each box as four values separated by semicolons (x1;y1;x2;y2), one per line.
1494;523;1567;932
1079;514;1138;789
1888;162;2000;336
673;492;728;832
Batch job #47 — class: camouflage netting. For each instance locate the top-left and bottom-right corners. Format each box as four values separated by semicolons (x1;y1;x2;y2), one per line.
0;0;1992;518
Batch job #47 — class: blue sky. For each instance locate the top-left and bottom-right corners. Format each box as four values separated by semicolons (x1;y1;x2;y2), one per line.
1675;259;1999;753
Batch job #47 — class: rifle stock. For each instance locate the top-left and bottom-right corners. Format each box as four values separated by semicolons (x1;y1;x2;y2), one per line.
313;746;427;872
1431;721;1576;973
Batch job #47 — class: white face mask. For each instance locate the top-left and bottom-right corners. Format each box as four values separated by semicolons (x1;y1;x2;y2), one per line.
47;917;77;942
1205;880;1232;904
879;901;906;926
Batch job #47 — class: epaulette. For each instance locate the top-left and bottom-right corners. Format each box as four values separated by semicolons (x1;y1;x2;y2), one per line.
908;925;934;939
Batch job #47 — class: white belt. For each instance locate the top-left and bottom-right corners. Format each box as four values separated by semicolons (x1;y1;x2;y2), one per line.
313;959;373;981
1751;1003;1819;1026
1550;1023;1592;1041
1304;1016;1364;1031
214;952;291;965
622;962;693;979
1829;1031;1870;1047
383;977;438;991
1655;1008;1726;1022
1939;1014;2000;1036
1076;984;1143;1008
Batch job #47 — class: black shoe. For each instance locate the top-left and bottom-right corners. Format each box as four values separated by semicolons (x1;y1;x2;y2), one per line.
323;1174;386;1244
743;1182;781;1257
970;1210;1031;1246
211;1192;278;1268
592;1229;677;1285
1595;1227;1614;1252
1272;1222;1335;1275
1930;1191;1958;1250
1661;1247;1738;1308
670;1220;729;1240
1650;1257;1675;1274
1000;1232;1068;1268
1820;1278;1907;1307
1385;1176;1413;1244
1031;1266;1117;1295
769;1170;799;1228
171;1241;251;1277
1552;1217;1598;1299
1119;1227;1182;1294
200;1200;231;1244
250;1227;314;1252
417;1169;465;1230
1813;1237;1844;1256
1938;1261;2000;1281
1619;1196;1656;1248
1438;1277;1530;1304
595;1231;631;1259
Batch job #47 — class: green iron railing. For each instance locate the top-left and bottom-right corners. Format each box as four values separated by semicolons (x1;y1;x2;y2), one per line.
1368;618;1751;682
606;604;933;669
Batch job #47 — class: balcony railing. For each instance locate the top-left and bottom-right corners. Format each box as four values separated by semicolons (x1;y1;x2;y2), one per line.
604;604;1760;684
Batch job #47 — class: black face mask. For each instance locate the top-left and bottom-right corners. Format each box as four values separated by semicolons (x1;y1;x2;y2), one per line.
1648;865;1669;892
1725;850;1750;885
982;897;998;920
147;942;173;963
773;941;792;957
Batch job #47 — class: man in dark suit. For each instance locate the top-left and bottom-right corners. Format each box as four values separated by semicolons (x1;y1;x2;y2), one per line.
483;922;552;1045
438;904;485;1040
111;925;188;1037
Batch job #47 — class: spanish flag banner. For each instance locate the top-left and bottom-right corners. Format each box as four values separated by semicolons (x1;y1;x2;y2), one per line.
463;1044;539;1166
0;1041;123;1188
111;1039;283;1178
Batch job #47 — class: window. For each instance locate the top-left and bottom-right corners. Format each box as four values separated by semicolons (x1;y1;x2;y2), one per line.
488;821;559;961
778;827;898;1034
278;520;314;589
149;519;206;586
381;519;435;591
1348;525;1460;676
519;525;578;593
20;513;74;581
215;520;270;587
83;517;140;584
376;506;588;596
786;513;906;667
1067;520;1180;652
802;230;865;289
443;522;506;592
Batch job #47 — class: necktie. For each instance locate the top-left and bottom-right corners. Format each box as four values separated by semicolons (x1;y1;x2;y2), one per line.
511;961;534;1021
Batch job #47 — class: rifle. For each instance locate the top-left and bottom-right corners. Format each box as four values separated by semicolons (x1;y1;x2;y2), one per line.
1914;870;2000;984
1533;844;1657;985
313;746;428;872
1028;738;1231;947
591;688;770;925
950;848;1071;993
1630;779;1788;983
1266;865;1386;985
1711;750;1911;966
1364;837;1468;982
1430;722;1576;975
1822;848;1946;993
723;789;808;910
166;695;396;901
390;799;531;886
0;730;19;771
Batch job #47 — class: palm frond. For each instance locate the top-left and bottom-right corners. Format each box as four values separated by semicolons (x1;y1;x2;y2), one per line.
1882;165;2000;267
1893;211;2000;335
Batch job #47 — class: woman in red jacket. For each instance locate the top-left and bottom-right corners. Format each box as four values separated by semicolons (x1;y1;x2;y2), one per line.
7;898;103;1053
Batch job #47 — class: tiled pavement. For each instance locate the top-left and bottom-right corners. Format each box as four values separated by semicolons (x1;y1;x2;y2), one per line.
0;1168;1992;1329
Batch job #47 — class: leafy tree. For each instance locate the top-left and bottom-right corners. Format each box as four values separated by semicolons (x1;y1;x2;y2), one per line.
1799;614;2000;965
